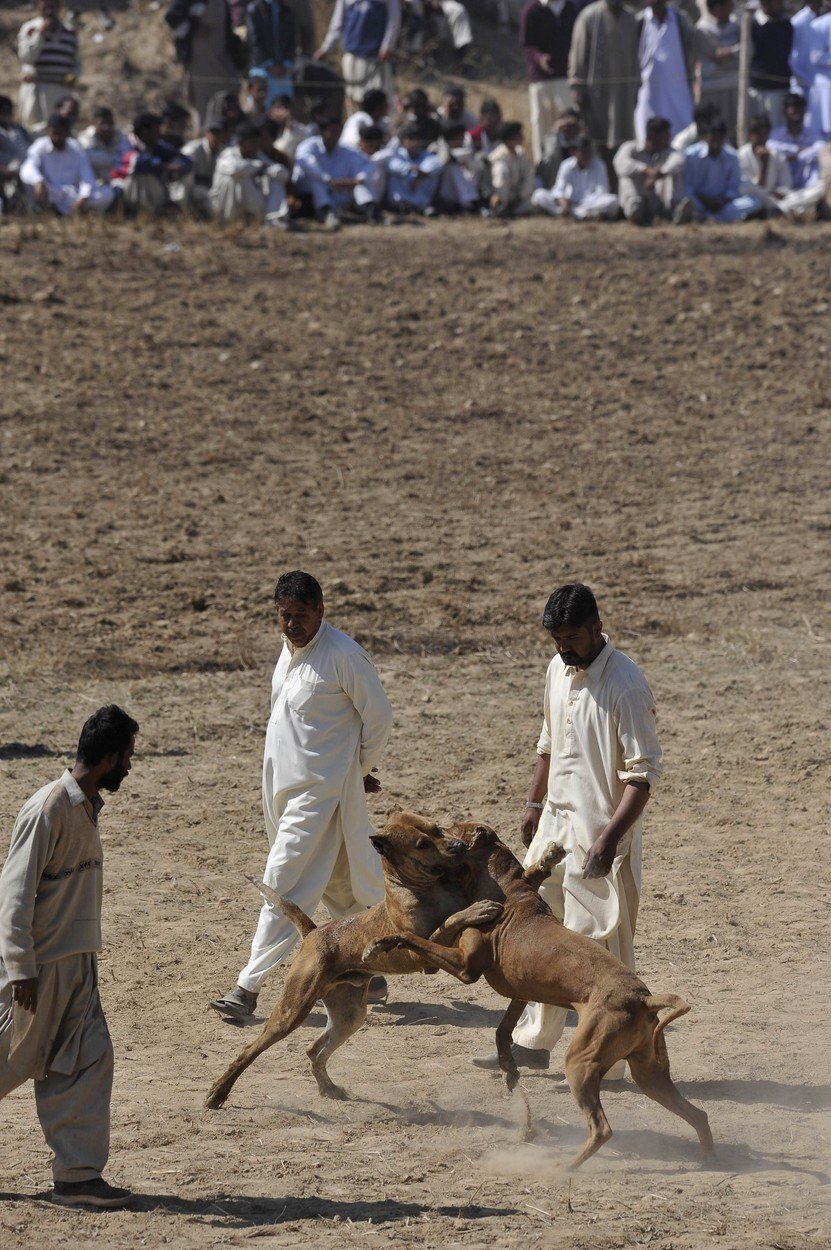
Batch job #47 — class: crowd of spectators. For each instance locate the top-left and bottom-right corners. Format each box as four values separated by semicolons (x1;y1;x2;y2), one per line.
2;0;830;227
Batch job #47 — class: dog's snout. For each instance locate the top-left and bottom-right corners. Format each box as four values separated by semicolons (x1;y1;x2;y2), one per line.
448;840;467;855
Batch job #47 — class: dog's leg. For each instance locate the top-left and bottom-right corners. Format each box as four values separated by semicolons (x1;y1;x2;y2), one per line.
495;998;536;1143
307;983;369;1101
362;930;486;984
206;961;326;1109
562;1014;614;1168
627;1029;714;1159
430;900;503;945
522;845;566;890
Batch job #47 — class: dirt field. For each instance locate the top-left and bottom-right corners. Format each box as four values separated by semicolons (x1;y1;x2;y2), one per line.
1;215;830;1250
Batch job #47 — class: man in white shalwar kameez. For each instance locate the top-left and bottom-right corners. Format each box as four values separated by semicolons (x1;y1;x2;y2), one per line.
212;571;393;1021
473;584;661;1079
634;1;694;145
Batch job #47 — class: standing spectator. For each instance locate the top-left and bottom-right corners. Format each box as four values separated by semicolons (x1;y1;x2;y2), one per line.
79;106;129;184
246;0;300;103
789;0;823;98
695;0;740;144
568;0;640;180
210;119;291;222
182;117;229;215
532;131;618;216
244;69;270;125
676;116;761;221
614;115;683;223
294;116;378;227
385;121;444;213
520;0;577;164
17;0;81;135
341;88;390;148
20;112;113;214
488;119;536;215
110;111;194;215
210;572;393;1020
634;0;695;146
738;113;792;213
0;97;30;215
749;0;794;131
165;0;246;126
805;9;831;139
315;0;401;105
0;706;137;1209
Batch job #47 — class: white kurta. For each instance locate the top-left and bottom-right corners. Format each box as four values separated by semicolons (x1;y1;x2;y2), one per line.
635;7;693;144
238;620;392;992
513;638;662;1072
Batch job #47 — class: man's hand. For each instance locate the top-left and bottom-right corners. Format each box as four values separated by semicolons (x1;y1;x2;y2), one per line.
34;180;49;206
582;834;616;879
12;979;38;1013
313;45;327;60
363;772;382;794
538;52;552;75
378;47;392;62
520;806;542;848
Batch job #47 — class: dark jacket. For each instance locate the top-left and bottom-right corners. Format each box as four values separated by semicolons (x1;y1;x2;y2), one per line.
165;0;247;70
246;0;298;68
750;15;793;92
520;0;577;83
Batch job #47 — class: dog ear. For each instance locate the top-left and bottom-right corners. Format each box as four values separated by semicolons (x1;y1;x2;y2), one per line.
370;834;390;856
473;825;498;844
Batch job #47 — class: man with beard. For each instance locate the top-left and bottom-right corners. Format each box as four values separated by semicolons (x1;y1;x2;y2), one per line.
473;584;662;1076
0;704;138;1207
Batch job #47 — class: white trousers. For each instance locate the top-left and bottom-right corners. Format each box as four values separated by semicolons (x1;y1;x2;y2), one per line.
528;79;572;165
211;167;288;223
532;186;619;219
512;856;639;1080
238;826;364;992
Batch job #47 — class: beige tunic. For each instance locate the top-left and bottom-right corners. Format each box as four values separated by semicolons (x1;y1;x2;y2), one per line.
568;0;641;147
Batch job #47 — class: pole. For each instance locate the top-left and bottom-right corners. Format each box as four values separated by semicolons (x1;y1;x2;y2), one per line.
737;0;757;148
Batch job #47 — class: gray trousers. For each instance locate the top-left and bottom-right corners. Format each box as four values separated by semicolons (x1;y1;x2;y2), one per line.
0;952;113;1182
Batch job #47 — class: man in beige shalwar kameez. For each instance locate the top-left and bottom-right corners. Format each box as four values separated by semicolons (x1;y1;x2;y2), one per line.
473;584;661;1079
0;705;137;1208
568;0;641;179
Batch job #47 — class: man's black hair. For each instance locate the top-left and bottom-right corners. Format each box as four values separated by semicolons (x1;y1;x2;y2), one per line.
271;93;293;109
645;115;670;138
47;112;70;130
0;96;14;114
704;117;728;138
161;101;191;124
318;115;342;131
748;113;771;131
76;705;139;767
498;120;523;143
400;120;426;142
542;584;600;634
133;111;161;136
443;119;466;139
274;571;323;607
480;98;501;116
784;91;807;110
693;102;719;129
359;123;385;143
92;105;114;122
360;88;387;114
235;120;264;144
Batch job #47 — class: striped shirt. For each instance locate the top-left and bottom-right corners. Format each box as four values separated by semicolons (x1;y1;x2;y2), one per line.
18;18;80;86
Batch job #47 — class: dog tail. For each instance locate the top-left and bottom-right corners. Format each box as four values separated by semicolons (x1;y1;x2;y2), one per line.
245;874;316;936
645;993;691;1051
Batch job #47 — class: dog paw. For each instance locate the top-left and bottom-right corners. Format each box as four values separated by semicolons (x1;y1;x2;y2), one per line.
362;937;400;961
466;900;503;927
205;1089;227;1110
320;1083;349;1101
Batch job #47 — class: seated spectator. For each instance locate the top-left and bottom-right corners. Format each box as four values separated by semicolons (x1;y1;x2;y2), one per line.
614;116;683;225
385;121;444;214
769;93;824;190
488;120;536;217
675;117;761;222
822;141;831;217
294;116;377;229
738;113;792;214
54;93;80;134
341;89;390;150
437;120;479;211
111;111;194;215
159;101;191;151
397;90;443;145
439;84;476;130
466;99;502;156
267;94;313;161
532;133;618;218
535;107;582;189
672;101;720;152
357;123;391;203
0;96;30;214
17;0;81;134
79;105;129;184
20;112;113;214
245;69;270;126
205;90;244;135
182;117;229;217
211;121;291;225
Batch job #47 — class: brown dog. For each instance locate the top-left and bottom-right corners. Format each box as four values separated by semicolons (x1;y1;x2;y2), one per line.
205;814;504;1110
365;822;714;1169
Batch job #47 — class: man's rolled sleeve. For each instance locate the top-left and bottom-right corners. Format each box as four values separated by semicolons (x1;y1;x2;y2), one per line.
615;686;662;788
536;675;552;755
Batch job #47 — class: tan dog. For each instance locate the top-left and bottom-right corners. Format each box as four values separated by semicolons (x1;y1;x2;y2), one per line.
365;821;714;1169
205;814;504;1110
